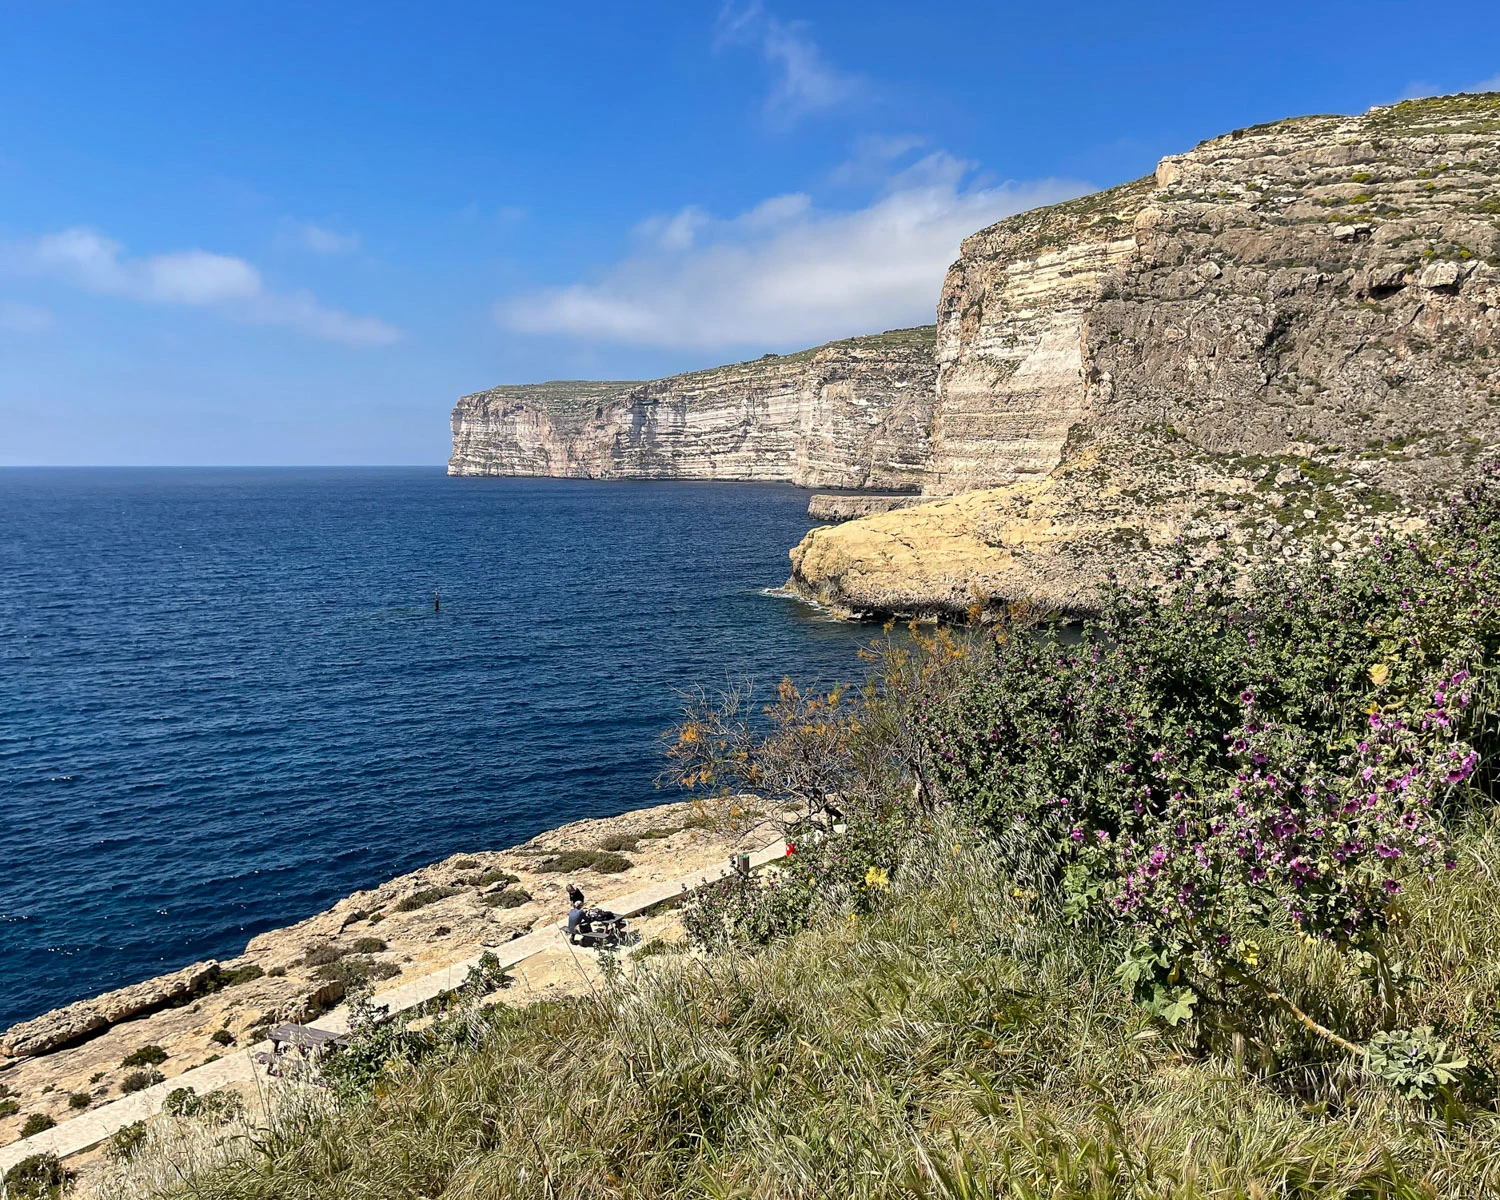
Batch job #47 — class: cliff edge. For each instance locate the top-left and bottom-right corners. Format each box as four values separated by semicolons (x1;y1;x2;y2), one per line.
448;326;938;490
791;93;1500;617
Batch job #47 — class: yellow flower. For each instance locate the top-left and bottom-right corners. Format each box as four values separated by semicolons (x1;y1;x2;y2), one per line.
951;843;962;855
1369;663;1390;687
864;866;889;890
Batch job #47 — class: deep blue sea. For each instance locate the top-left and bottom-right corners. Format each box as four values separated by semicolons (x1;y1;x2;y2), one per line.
0;468;872;1028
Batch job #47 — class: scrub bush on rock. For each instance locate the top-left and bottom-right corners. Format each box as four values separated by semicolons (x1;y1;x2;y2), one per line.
120;1069;164;1094
2;1152;70;1200
120;1044;167;1068
18;1113;55;1137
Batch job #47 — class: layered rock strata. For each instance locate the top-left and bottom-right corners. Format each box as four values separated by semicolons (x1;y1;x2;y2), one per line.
448;326;937;490
805;494;921;522
792;93;1500;617
0;962;222;1060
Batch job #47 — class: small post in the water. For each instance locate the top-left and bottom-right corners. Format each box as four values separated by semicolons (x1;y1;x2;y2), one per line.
433;589;440;613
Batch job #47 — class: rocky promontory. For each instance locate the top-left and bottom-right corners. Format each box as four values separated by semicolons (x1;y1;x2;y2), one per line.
790;93;1500;618
448;326;937;490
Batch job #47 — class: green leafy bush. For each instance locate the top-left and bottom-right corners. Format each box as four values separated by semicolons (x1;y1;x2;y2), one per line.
214;963;265;987
682;868;813;949
66;1091;90;1110
630;937;674;961
451;857;480;870
19;1113;55;1137
475;868;519;887
163;1086;201;1117
1364;1025;1469;1100
300;944;344;967
394;887;458;912
316;955;401;988
349;936;387;954
537;849;633;874
107;1120;147;1161
120;1069;163;1094
210;1028;236;1046
481;888;532;908
120;1044;167;1067
463;951;510;994
3;1152;70;1199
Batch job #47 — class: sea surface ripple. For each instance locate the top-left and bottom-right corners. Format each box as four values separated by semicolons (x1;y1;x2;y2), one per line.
0;468;872;1027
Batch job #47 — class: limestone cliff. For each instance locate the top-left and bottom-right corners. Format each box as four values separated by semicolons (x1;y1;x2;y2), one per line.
448;327;937;490
791;93;1500;618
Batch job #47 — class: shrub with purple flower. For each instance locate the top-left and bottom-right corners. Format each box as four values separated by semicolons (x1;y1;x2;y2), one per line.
921;465;1500;1070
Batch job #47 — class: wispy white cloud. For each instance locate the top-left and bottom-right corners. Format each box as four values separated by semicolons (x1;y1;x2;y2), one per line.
1395;72;1500;102
1395;80;1442;102
827;133;928;187
717;2;863;124
456;203;527;227
287;222;360;254
0;299;54;334
498;153;1085;351
6;228;399;346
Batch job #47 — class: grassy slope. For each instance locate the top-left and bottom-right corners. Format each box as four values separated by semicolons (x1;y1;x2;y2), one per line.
114;819;1500;1200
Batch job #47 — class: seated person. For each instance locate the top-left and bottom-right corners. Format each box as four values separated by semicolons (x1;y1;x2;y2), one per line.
566;899;586;938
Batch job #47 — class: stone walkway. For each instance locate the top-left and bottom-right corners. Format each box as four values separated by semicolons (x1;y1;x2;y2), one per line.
0;840;786;1173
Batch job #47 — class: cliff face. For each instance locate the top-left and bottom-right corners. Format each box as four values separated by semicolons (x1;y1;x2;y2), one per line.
924;181;1151;494
791;93;1500;617
449;327;938;490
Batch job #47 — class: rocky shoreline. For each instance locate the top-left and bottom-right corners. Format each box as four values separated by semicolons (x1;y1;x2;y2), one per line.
0;800;764;1150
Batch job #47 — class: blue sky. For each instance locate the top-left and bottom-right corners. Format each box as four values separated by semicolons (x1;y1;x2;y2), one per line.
1;2;1496;465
